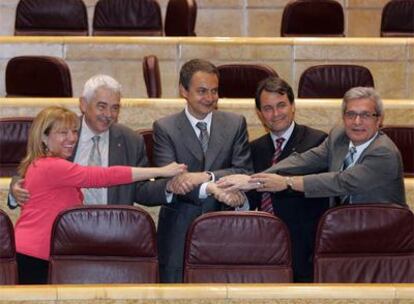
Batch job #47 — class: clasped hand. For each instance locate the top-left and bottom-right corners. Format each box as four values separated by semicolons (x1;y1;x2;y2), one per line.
166;172;211;195
207;183;246;208
166;172;246;207
216;173;287;192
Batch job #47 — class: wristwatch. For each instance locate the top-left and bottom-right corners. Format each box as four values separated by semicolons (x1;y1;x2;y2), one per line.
285;176;294;190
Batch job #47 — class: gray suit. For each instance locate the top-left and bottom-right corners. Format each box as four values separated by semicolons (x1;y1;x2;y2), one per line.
153;110;253;282
266;126;406;205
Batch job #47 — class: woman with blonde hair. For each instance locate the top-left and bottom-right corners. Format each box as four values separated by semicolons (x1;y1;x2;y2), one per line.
14;106;186;284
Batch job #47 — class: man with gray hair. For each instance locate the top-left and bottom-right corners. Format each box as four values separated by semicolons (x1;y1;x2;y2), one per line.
9;74;163;206
219;86;406;206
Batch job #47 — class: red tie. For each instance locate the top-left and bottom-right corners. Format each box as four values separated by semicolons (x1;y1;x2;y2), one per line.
260;137;285;214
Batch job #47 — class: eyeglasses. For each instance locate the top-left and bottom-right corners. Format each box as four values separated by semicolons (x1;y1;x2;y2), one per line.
344;111;379;121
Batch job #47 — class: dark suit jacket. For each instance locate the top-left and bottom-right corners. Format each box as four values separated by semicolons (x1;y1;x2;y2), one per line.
249;123;329;282
152;110;253;282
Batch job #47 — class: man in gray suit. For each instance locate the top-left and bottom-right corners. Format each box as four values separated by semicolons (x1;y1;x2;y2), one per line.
153;59;253;283
9;74;163;206
219;87;406;206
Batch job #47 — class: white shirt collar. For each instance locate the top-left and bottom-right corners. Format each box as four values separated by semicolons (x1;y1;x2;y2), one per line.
75;117;109;204
348;131;379;163
184;106;213;132
79;117;109;143
270;121;295;149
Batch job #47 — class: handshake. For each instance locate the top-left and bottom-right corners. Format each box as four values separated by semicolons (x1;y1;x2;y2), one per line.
166;172;288;208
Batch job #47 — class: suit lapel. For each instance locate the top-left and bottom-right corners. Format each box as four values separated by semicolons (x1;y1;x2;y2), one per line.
257;134;275;170
279;124;303;161
355;132;380;164
107;125;125;203
204;112;225;170
177;111;205;163
333;135;350;171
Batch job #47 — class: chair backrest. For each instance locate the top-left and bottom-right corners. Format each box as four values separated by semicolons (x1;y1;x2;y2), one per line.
142;55;162;98
381;0;414;37
165;0;197;36
281;0;344;37
6;56;73;97
93;0;163;36
0;117;33;177
381;125;414;177
217;64;278;98
298;64;374;98
49;205;158;284
136;128;154;166
0;210;18;285
15;0;88;36
184;211;293;283
314;204;414;283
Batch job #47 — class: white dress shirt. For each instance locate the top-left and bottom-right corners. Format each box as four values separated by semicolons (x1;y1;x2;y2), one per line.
269;121;295;150
73;117;110;204
345;131;379;169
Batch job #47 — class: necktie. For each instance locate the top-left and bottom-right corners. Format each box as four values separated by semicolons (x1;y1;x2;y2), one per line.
88;135;102;166
261;137;285;214
343;146;356;170
84;135;103;204
341;146;357;204
196;121;209;153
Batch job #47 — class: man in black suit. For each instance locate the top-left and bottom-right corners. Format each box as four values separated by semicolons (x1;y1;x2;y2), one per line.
248;76;329;282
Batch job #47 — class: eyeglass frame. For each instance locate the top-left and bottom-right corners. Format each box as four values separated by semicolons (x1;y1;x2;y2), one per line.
343;111;380;121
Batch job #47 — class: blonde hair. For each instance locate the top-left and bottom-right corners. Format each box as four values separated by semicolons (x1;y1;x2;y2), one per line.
18;106;79;177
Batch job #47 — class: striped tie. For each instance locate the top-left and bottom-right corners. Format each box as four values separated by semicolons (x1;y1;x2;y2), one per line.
341;146;357;204
196;121;209;153
343;146;356;170
260;137;285;214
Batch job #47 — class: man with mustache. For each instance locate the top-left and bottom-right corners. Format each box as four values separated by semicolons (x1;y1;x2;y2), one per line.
9;74;164;207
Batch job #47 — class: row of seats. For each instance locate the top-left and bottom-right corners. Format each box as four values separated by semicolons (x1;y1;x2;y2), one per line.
4;55;376;99
1;120;413;178
13;0;414;37
15;0;196;37
281;0;414;37
1;203;413;284
4;55;159;98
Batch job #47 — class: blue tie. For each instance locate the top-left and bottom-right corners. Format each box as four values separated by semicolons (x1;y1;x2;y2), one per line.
343;146;356;170
341;146;357;204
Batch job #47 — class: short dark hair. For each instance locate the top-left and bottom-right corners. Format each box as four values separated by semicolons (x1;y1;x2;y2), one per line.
255;76;295;110
179;59;219;90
